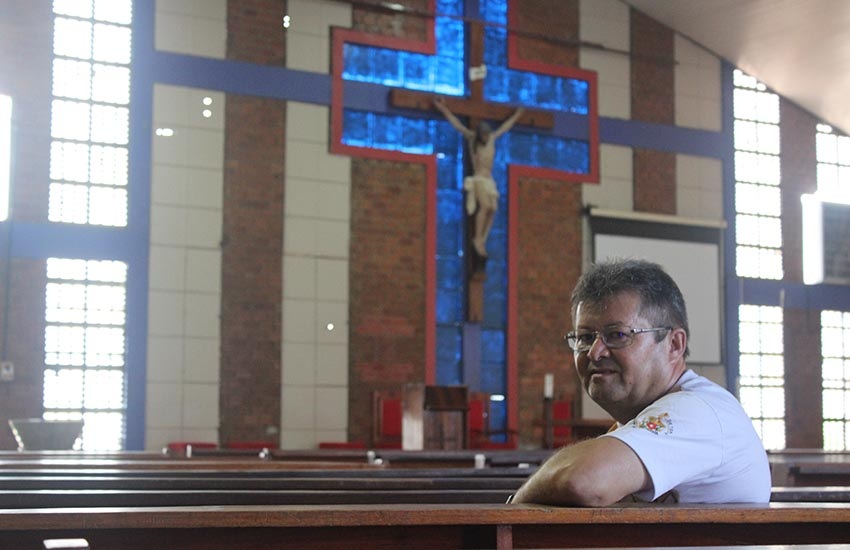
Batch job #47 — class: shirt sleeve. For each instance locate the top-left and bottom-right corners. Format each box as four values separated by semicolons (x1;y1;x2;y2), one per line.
601;391;724;501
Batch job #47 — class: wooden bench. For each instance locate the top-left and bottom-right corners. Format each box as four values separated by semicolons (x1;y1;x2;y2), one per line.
0;464;530;507
0;458;383;471
769;449;850;486
784;463;850;486
771;486;850;502
0;473;526;491
0;503;848;549
0;487;515;507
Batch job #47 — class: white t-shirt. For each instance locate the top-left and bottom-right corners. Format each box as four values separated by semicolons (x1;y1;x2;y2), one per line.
602;369;771;503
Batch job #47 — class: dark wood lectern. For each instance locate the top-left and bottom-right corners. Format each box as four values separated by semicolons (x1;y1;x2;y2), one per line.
402;384;468;450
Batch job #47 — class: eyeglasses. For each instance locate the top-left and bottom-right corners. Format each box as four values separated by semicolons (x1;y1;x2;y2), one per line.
564;325;672;352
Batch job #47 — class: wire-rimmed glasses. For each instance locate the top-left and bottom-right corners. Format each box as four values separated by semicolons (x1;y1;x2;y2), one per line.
564;325;672;352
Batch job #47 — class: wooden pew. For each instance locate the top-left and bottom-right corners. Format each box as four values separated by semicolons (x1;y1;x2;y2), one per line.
784;463;850;487
0;487;515;507
0;458;383;471
769;449;850;486
0;463;529;507
0;503;848;549
771;486;850;502
4;474;849;504
0;451;848;548
0;474;525;491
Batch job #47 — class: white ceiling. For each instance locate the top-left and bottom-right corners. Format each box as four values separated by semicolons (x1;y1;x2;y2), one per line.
621;0;850;135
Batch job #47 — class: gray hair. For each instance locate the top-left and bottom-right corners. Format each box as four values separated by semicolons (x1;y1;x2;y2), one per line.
571;259;690;357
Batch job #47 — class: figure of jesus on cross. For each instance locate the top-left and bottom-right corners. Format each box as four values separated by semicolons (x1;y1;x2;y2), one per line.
433;97;525;259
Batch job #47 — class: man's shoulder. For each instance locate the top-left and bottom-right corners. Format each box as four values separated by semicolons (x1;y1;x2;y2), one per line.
660;370;752;424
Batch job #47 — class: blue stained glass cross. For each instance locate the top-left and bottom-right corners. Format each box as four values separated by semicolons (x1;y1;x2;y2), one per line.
333;0;597;442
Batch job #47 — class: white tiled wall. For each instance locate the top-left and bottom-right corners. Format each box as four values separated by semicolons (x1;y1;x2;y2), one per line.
282;0;353;450
155;0;227;58
146;84;224;450
582;144;634;211
676;154;724;221
578;0;634;219
579;0;631;120
286;0;352;73
675;35;722;131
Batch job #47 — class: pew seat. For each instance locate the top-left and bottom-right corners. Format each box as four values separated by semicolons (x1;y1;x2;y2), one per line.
0;503;848;549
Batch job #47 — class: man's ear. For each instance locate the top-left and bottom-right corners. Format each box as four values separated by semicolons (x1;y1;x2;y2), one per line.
668;328;687;361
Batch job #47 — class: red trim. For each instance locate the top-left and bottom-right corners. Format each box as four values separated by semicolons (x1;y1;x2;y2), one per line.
506;6;599;185
331;23;438;385
505;164;550;438
507;167;519;439
424;159;437;385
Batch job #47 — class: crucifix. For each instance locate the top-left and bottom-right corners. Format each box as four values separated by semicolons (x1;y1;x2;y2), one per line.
390;21;552;323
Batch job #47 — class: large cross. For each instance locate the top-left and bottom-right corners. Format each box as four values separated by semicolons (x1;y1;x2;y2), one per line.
330;1;598;438
390;21;553;322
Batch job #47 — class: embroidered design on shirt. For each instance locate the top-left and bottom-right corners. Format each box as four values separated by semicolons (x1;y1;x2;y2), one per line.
635;412;672;435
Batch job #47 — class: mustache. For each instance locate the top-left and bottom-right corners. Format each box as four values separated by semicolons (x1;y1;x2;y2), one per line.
585;360;619;374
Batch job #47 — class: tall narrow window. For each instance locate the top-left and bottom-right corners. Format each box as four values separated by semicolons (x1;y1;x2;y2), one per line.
44;258;127;450
733;70;782;280
0;94;10;221
821;310;850;450
50;0;132;226
816;124;850;202
817;127;850;450
738;304;785;449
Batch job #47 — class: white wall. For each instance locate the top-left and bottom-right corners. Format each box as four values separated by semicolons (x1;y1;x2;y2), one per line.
146;83;224;449
145;0;227;450
281;0;353;449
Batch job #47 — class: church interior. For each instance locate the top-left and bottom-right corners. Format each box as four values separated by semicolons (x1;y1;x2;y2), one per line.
4;0;850;547
0;0;849;459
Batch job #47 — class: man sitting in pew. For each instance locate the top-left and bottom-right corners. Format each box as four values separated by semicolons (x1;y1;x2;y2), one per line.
512;260;770;506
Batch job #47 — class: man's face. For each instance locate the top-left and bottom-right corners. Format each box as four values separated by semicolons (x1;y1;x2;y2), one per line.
573;291;676;419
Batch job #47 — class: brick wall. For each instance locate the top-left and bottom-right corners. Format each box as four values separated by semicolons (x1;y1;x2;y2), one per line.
0;0;51;449
346;0;432;448
513;0;579;66
349;158;428;445
219;0;287;443
511;0;582;445
515;178;582;445
780;99;817;284
630;7;676;215
352;0;429;41
633;148;676;214
783;308;822;448
779;98;820;448
227;0;287;66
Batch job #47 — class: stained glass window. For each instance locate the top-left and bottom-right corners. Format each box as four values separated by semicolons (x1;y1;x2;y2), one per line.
340;0;592;439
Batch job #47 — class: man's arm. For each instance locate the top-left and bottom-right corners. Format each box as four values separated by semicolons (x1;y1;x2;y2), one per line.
433;97;474;139
491;106;525;138
511;436;650;506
